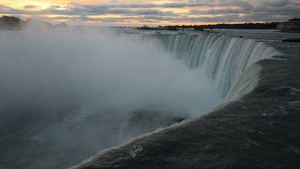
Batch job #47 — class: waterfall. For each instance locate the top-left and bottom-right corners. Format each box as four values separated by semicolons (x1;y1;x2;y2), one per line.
145;33;282;100
0;30;284;169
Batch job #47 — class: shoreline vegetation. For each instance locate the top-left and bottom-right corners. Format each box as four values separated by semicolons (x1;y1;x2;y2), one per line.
0;16;68;31
137;22;280;31
1;16;299;32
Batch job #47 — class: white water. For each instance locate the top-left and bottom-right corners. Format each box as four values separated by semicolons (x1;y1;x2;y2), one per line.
0;29;282;169
146;34;282;99
0;29;222;169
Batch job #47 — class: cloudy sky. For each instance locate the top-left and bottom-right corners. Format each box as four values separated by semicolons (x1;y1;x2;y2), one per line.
0;0;299;26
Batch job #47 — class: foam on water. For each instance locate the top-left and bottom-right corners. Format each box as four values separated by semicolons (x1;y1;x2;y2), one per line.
0;28;283;169
0;29;222;169
145;33;282;99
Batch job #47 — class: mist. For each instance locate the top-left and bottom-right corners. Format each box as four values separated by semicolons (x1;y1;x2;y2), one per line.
0;28;223;168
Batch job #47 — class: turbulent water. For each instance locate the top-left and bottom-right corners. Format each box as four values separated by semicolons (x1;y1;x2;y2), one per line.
0;29;221;169
144;33;282;99
0;29;282;169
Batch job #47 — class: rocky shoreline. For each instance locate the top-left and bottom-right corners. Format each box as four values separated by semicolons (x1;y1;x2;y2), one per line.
71;30;300;169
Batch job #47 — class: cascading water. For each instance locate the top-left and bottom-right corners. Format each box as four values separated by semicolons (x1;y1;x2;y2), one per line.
0;30;222;169
0;29;282;169
145;33;282;100
71;31;300;169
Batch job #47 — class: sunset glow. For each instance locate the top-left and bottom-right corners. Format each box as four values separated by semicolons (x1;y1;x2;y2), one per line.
1;0;299;26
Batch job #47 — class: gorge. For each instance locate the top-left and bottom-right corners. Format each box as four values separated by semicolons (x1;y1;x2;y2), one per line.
0;28;299;169
71;30;300;169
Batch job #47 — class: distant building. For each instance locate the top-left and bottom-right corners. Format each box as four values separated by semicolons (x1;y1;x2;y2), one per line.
277;18;300;32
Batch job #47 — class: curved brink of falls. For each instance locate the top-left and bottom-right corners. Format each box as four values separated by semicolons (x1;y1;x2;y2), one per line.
70;33;297;169
146;34;281;100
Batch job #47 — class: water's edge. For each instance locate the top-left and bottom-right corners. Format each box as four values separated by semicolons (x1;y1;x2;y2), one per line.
70;36;300;169
142;34;281;100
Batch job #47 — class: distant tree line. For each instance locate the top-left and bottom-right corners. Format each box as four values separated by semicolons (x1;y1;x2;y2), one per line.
0;16;68;31
0;15;284;31
0;16;25;31
138;22;280;31
199;22;280;29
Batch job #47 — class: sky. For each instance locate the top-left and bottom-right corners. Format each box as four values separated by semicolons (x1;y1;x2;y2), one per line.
0;0;299;26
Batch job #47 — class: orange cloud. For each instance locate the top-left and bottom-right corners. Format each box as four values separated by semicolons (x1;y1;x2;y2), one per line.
1;0;51;10
0;0;299;26
38;15;81;18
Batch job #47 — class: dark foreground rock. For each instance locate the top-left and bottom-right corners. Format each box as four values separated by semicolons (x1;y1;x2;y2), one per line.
71;40;300;169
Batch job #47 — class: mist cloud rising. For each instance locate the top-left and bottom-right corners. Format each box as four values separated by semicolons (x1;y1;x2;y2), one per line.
0;28;223;168
0;29;222;116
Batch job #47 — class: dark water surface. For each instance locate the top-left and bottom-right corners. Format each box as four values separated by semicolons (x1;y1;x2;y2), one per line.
71;32;300;169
